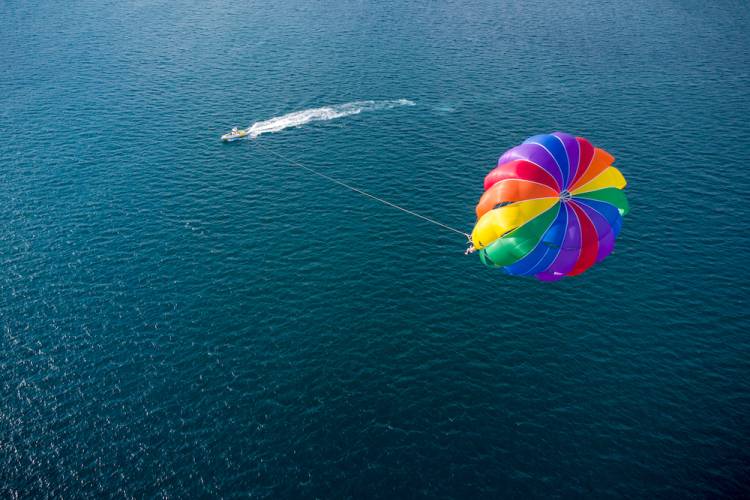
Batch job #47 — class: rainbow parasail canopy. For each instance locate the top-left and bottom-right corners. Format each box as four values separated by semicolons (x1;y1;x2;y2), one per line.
471;132;629;281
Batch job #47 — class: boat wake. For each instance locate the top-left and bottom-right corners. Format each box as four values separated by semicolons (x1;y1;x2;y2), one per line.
244;99;415;138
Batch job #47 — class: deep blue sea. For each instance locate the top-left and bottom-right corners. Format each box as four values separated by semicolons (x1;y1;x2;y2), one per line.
2;0;749;497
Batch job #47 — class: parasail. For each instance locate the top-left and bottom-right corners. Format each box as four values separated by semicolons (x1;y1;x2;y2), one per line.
471;132;629;281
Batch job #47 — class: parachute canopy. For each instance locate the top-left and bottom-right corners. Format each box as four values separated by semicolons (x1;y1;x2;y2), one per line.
471;132;629;281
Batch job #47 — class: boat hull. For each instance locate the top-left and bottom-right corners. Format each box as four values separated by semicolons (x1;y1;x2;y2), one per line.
221;131;249;142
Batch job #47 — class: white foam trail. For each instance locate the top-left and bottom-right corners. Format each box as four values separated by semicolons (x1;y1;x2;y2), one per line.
245;99;415;138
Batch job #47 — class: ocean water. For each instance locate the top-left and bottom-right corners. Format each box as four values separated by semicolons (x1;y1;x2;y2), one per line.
2;0;749;497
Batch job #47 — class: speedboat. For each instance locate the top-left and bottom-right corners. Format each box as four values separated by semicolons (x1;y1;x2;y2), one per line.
221;127;249;142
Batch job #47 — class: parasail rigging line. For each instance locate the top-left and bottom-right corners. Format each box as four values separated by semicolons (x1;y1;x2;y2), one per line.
253;141;472;242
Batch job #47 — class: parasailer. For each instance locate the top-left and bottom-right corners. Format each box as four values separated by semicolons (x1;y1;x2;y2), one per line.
247;128;628;282
470;132;629;281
